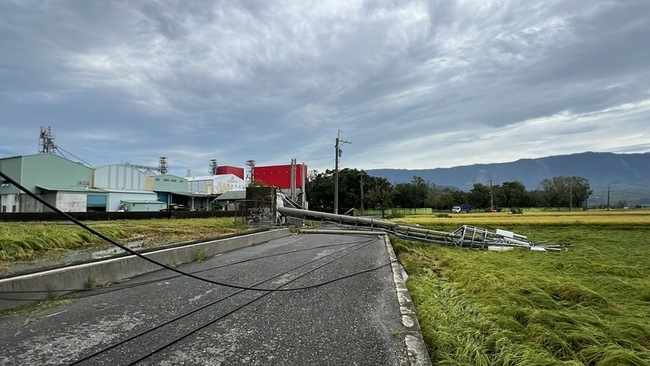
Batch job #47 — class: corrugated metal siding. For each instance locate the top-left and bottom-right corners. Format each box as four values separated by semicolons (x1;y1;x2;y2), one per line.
94;165;146;190
122;201;166;212
0;156;23;195
106;192;159;212
253;164;307;189
15;154;94;193
148;174;188;192
216;166;245;180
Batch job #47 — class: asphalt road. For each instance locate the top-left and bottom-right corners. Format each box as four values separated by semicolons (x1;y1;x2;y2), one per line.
0;231;428;365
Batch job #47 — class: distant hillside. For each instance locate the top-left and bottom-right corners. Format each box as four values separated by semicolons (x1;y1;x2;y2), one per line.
367;152;650;205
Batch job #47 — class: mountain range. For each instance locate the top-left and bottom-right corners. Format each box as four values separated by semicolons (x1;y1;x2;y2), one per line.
366;152;650;205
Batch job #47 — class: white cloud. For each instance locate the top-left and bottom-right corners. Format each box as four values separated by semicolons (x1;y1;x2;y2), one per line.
1;0;649;175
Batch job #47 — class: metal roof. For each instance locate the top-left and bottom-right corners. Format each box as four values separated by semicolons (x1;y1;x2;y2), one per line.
100;188;157;194
215;190;246;201
36;185;106;193
155;190;214;197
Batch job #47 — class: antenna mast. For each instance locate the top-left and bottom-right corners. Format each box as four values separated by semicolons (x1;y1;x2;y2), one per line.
39;126;57;154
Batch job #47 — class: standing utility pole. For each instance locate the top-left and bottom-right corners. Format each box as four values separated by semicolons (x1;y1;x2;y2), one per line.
359;174;364;215
489;178;494;211
334;129;351;214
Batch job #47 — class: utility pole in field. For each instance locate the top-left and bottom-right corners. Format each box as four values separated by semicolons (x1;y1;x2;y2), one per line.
334;129;351;214
489;178;494;212
360;174;364;215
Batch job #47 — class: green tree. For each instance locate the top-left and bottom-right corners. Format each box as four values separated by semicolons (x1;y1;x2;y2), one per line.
336;168;365;212
467;183;491;209
500;181;528;207
305;170;334;212
539;176;592;209
306;169;392;214
431;187;467;210
366;177;394;218
393;176;430;208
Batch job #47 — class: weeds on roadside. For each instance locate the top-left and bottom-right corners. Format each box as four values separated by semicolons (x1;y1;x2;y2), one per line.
194;249;207;262
83;275;96;289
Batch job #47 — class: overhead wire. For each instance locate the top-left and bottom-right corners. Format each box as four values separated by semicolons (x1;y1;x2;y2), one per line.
0;171;384;293
68;237;382;365
1;169;400;365
125;235;386;365
0;238;375;297
54;146;93;167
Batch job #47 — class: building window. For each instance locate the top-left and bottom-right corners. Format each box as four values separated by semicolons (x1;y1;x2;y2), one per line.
171;179;177;182
12;205;16;212
163;179;170;182
156;178;160;181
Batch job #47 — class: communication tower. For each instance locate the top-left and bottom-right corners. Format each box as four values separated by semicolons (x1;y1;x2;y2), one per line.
158;157;169;174
39;126;57;154
246;160;256;185
209;159;218;175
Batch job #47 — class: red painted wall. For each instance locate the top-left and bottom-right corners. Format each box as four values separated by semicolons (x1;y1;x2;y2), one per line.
216;166;245;180
253;164;307;189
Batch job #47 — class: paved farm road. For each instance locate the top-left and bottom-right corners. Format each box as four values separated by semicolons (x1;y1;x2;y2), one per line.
0;231;427;365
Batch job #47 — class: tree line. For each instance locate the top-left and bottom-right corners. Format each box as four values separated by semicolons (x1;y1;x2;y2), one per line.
306;168;592;213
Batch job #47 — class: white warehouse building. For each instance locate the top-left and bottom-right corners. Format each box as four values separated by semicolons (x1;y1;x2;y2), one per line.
187;174;246;195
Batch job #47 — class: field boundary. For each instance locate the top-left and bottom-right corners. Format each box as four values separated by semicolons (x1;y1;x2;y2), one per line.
0;228;290;311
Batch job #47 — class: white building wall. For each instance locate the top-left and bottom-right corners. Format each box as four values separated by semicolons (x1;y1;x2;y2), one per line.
187;174;246;194
0;194;18;212
56;193;87;212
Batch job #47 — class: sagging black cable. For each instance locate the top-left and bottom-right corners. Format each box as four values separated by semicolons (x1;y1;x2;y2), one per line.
0;170;379;293
0;260;398;304
125;236;385;365
0;238;375;296
69;237;379;365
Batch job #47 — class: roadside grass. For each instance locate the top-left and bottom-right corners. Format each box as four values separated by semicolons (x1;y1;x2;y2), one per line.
0;218;249;261
393;212;650;365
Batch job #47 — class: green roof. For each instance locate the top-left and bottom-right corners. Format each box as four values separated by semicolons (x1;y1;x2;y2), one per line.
36;185;105;193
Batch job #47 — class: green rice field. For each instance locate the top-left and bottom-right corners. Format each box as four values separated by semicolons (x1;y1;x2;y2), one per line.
392;210;650;365
0;218;248;261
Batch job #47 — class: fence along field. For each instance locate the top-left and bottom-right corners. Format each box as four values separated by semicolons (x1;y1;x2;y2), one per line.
392;210;650;365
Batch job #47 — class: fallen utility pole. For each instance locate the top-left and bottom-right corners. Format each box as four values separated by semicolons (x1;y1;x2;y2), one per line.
278;206;566;252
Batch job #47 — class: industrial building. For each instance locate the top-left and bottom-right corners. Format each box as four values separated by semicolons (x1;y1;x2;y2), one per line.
0;153;95;213
0;155;190;213
252;160;308;208
0;154;309;213
0;129;309;213
92;164;164;212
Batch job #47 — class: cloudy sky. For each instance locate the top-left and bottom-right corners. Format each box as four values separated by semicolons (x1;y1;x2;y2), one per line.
1;0;649;176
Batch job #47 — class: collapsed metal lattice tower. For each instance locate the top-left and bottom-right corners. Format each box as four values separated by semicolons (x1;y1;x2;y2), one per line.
278;206;566;252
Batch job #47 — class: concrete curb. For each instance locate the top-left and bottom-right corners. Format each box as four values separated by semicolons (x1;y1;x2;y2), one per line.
383;235;432;366
0;228;290;311
301;228;432;365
